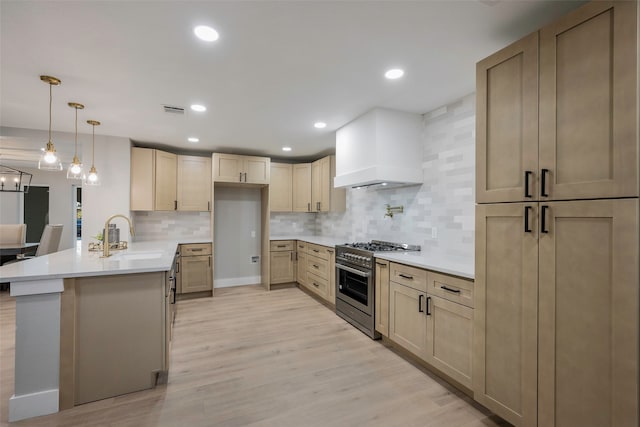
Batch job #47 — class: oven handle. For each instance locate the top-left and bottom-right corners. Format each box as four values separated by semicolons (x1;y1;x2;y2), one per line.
336;263;371;278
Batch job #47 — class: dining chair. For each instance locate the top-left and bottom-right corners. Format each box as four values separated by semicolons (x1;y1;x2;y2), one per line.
0;223;26;245
33;224;63;256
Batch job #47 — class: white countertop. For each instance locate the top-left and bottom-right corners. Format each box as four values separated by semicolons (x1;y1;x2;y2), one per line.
270;235;474;279
376;251;474;280
0;239;211;283
270;235;347;247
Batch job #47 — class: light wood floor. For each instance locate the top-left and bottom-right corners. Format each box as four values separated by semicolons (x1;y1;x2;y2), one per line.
0;286;508;427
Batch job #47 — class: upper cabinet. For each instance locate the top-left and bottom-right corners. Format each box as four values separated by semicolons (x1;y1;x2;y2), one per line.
476;1;638;203
312;155;345;213
272;156;345;213
131;147;210;211
131;147;177;211
212;153;270;185
269;163;293;212
177;155;211;211
292;163;312;212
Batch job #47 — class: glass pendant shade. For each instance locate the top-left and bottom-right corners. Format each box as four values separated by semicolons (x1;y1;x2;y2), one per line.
39;141;63;170
84;120;101;186
84;165;100;186
66;102;84;179
38;75;63;171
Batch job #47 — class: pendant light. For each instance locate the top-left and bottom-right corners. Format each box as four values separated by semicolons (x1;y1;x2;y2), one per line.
38;75;63;170
84;120;101;186
66;102;84;179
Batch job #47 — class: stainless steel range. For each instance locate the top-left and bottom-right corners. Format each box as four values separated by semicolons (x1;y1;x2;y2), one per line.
335;240;420;339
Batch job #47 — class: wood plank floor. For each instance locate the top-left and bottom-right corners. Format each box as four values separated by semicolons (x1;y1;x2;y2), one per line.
0;286;508;427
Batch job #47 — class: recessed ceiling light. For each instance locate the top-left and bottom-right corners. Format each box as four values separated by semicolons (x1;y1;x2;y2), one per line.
314;122;327;129
190;104;206;112
282;147;292;152
188;137;199;143
384;68;405;79
194;25;219;42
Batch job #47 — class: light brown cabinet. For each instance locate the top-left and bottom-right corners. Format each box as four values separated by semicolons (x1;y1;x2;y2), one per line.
425;294;473;389
212;153;270;184
474;2;639;426
131;147;177;211
389;280;427;359
177;243;213;294
269;240;295;284
374;259;390;336
269;163;293;212
292;163;312;212
131;148;210;212
296;241;307;286
177;155;211;211
477;1;637;204
388;262;475;390
287;240;336;304
311;155;345;212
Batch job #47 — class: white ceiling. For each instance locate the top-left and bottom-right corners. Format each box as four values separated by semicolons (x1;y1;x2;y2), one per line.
1;0;584;162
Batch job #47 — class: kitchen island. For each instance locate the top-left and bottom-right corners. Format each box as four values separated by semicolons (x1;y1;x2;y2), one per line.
0;240;206;422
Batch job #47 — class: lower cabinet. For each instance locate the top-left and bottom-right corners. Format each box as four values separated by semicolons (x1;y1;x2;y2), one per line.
374;259;390;335
385;261;474;390
296;242;307;286
177;243;213;295
270;240;295;284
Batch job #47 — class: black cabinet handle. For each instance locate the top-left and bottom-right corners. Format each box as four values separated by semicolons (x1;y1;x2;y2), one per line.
418;294;424;313
524;171;533;198
541;205;549;233
524;206;532;233
426;296;431;316
174;200;177;210
440;285;461;294
399;273;414;280
541;169;549;197
176;262;179;273
375;262;387;268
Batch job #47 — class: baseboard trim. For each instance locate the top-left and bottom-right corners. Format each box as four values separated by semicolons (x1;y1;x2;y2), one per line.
214;276;261;288
9;389;59;422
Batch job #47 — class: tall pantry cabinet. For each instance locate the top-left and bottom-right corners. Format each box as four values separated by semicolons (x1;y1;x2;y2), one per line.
474;2;639;427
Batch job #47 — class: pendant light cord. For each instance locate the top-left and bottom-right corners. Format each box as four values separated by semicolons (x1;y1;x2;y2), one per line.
74;106;78;154
48;83;52;142
92;124;95;166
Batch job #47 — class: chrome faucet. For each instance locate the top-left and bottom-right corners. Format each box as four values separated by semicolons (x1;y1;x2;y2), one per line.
103;214;135;257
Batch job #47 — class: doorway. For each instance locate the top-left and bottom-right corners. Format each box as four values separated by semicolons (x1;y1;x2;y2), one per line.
75;186;82;240
24;186;49;243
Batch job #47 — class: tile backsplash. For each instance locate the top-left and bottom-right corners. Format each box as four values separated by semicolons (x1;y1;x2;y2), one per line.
133;211;211;241
276;92;476;260
270;212;318;236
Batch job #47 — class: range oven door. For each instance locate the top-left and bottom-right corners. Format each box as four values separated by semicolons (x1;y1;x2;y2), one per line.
336;263;373;315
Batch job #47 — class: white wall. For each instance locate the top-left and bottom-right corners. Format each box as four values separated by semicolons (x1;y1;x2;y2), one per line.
273;93;476;262
80;134;131;246
0;127;131;248
214;187;261;287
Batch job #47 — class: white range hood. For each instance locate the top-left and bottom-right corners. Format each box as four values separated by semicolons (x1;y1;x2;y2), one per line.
334;108;423;189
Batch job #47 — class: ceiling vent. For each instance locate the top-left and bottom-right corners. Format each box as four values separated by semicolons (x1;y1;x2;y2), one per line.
162;105;185;114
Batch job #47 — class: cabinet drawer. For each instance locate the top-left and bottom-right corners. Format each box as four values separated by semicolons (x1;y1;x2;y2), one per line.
270;240;294;252
307;243;331;260
296;241;307;254
307;256;329;280
390;262;427;292
427;272;474;308
180;243;212;256
306;271;328;298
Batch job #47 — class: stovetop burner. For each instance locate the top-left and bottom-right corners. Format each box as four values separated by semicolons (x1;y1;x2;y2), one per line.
342;240;421;252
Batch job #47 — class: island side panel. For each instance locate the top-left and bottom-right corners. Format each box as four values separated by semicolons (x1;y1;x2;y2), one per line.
73;272;165;405
59;279;76;410
10;288;62;422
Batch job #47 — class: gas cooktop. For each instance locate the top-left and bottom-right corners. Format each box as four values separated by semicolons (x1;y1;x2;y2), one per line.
341;240;421;253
